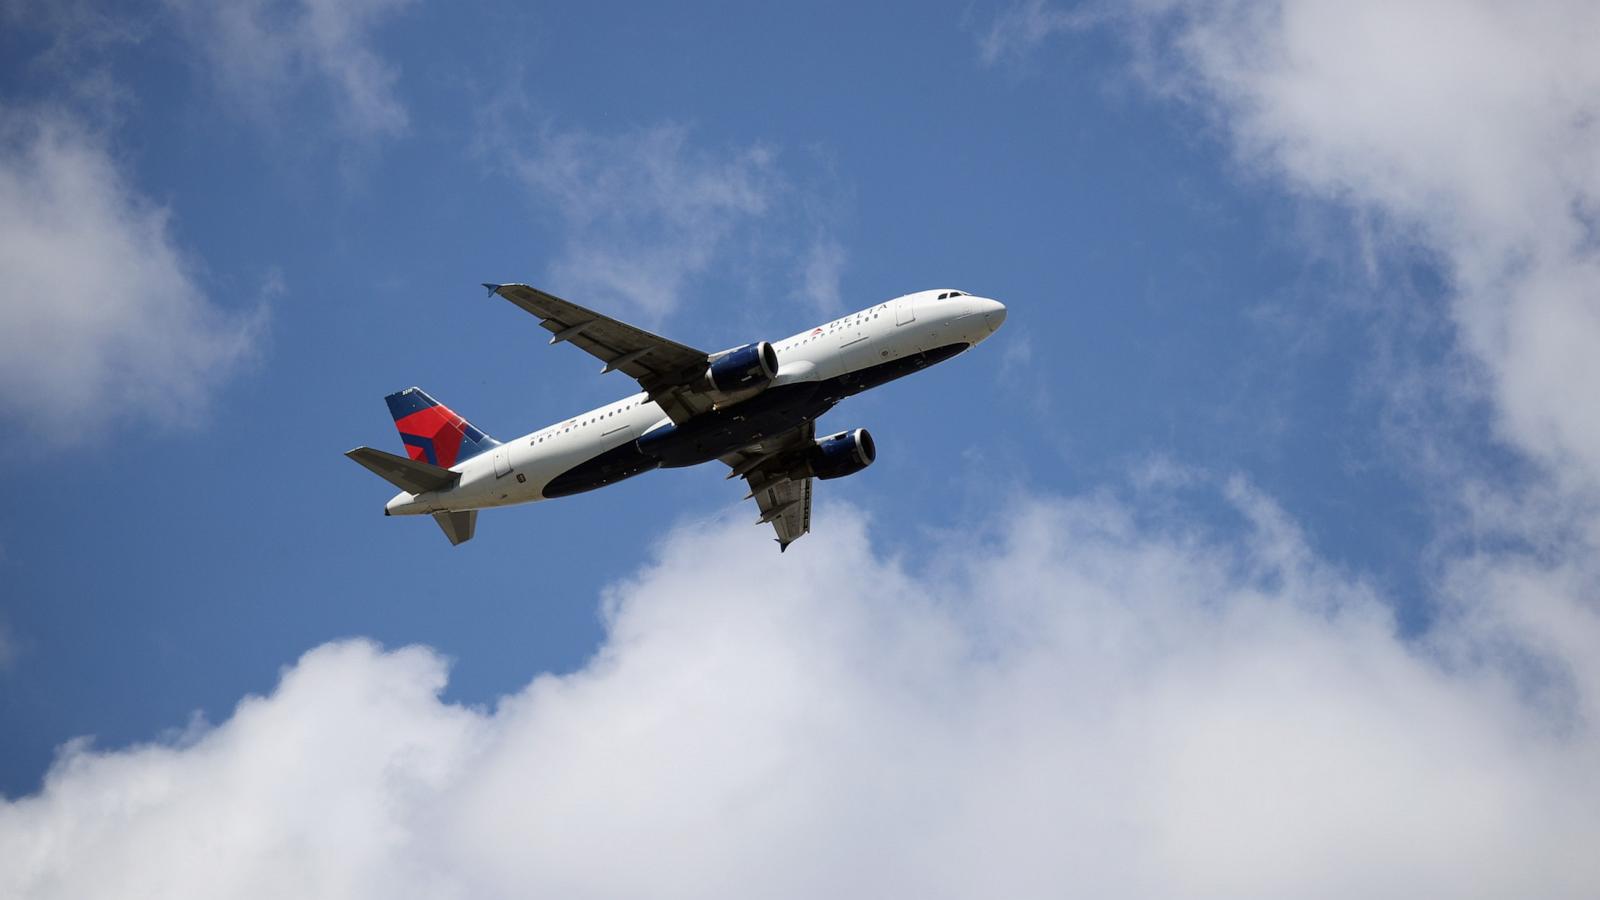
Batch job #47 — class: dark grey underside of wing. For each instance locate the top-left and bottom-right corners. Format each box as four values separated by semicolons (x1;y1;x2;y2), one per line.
721;423;815;550
754;477;812;550
488;283;713;424
345;446;458;494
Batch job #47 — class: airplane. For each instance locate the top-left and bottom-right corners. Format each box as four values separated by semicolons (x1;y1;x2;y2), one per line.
347;284;1007;550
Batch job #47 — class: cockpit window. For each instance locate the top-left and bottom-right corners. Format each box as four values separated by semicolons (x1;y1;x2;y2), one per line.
936;290;967;300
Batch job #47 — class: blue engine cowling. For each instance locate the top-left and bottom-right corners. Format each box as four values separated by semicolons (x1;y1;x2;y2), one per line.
708;342;780;393
805;428;876;480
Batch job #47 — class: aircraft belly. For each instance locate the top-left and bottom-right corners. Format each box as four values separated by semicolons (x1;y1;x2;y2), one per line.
542;441;659;498
639;382;833;468
827;342;970;397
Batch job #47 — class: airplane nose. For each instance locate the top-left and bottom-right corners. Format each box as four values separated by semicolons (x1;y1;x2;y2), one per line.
982;299;1007;334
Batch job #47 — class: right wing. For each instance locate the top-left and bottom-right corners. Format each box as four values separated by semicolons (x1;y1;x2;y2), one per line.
486;283;714;424
721;423;816;551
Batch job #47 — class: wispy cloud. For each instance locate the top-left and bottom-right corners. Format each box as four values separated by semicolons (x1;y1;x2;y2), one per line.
476;92;850;322
2;485;1597;896
165;0;416;139
0;0;146;70
0;107;263;444
976;0;1098;66
798;235;847;315
503;123;778;321
1102;1;1600;495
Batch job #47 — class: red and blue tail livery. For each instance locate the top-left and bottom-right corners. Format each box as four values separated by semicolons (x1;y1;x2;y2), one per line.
385;387;499;468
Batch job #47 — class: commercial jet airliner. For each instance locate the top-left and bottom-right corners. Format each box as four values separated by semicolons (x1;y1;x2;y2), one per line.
347;284;1006;550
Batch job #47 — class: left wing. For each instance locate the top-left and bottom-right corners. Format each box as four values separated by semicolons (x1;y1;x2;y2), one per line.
345;446;459;494
486;283;714;424
721;422;815;551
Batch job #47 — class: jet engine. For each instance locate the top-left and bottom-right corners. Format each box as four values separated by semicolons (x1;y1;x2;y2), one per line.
802;428;876;480
707;342;780;394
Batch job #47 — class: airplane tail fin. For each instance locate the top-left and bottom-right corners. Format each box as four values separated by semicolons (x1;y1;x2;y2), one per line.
344;447;478;546
385;387;499;468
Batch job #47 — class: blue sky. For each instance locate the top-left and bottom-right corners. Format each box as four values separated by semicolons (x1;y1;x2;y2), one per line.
3;2;1599;896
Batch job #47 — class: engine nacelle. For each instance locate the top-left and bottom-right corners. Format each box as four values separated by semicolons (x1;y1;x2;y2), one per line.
803;428;876;480
707;342;780;394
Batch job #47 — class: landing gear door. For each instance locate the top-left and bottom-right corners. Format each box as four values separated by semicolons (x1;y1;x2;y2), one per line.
493;447;512;478
894;298;916;326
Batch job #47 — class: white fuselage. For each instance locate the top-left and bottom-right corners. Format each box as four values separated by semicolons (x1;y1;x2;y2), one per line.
386;290;1005;516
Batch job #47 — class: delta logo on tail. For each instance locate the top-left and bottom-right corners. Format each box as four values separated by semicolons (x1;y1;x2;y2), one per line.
384;387;499;468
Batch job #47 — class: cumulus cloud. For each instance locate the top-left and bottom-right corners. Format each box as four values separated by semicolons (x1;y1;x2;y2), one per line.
166;0;415;138
4;488;1598;898
0;108;262;442
979;0;1600;717
1089;0;1600;493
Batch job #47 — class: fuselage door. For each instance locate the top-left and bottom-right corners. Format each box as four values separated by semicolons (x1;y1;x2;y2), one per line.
894;297;916;326
493;447;512;478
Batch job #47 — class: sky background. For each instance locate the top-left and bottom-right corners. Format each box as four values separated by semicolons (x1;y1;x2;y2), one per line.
2;1;1599;896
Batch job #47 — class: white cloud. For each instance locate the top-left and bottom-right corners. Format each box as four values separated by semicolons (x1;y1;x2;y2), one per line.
3;488;1597;898
476;105;851;322
799;234;847;315
0;0;146;71
166;0;415;138
977;0;1097;66
488;122;783;321
978;4;1600;755
1098;0;1600;493
0;108;262;442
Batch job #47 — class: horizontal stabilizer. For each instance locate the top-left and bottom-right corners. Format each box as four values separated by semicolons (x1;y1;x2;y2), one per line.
345;446;458;495
433;510;477;545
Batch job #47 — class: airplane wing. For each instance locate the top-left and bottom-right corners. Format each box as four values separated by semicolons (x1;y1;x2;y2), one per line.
721;422;815;551
486;283;715;424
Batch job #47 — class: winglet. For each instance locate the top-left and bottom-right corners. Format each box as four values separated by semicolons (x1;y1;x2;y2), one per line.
482;283;503;296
